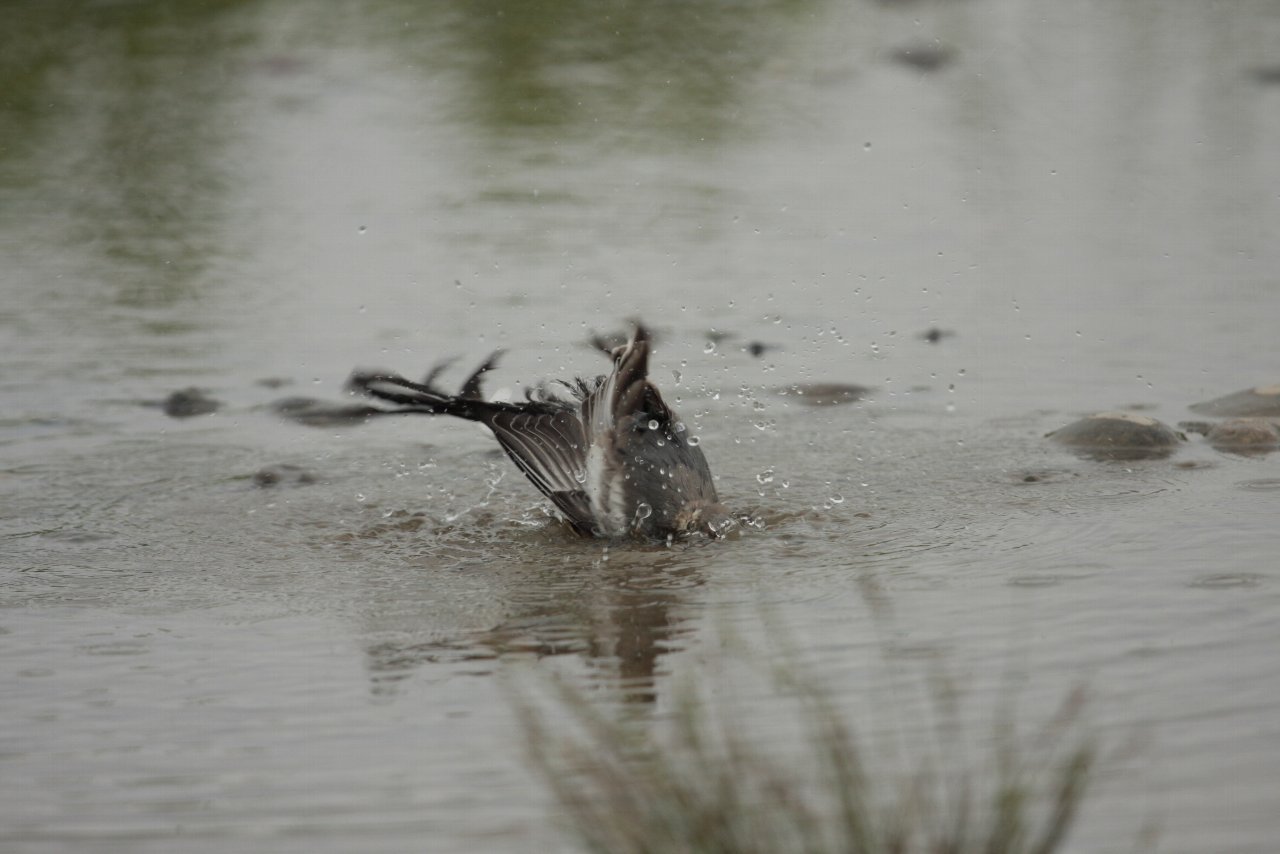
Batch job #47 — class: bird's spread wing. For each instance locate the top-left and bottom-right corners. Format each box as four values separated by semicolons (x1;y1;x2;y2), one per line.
485;408;595;534
349;359;597;534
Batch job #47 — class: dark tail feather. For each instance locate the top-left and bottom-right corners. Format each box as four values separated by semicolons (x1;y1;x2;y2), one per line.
347;351;506;422
460;350;503;400
421;357;458;387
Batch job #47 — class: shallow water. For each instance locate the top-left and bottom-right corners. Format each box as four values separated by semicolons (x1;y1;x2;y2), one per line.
3;0;1279;851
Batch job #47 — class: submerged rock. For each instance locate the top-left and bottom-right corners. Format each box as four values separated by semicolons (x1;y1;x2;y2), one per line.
270;396;384;427
889;43;956;73
1047;412;1183;460
1181;418;1280;454
1207;419;1280;450
252;464;317;488
920;326;954;344
161;388;221;418
1189;385;1280;418
775;383;872;406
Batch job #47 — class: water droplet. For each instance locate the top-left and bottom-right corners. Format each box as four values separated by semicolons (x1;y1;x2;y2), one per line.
704;341;717;354
574;469;587;484
757;469;775;484
634;502;653;521
647;419;659;430
830;493;844;504
674;422;686;433
688;436;700;446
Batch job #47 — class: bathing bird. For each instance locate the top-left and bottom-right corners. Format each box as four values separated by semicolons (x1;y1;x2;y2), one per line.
347;324;734;540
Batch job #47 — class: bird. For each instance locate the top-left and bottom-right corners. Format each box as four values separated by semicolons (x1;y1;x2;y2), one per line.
346;324;735;540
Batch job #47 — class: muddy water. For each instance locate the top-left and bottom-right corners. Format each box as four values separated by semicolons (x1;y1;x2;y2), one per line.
3;0;1279;851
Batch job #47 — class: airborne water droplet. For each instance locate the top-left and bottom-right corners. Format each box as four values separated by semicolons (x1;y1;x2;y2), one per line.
648;419;659;430
757;469;775;484
688;436;700;446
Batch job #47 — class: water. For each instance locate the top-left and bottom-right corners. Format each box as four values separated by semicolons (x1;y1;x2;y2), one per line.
4;0;1280;851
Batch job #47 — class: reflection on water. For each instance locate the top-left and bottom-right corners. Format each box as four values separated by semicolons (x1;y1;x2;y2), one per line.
433;0;813;144
361;547;700;705
329;492;716;705
1;1;254;308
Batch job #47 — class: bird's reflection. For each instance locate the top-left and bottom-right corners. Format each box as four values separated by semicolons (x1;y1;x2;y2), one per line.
357;528;705;705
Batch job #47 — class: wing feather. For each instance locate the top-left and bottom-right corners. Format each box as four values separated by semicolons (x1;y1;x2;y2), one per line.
507;413;580;489
486;409;594;531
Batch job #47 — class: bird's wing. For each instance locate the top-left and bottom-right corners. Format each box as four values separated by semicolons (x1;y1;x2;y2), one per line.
486;408;595;535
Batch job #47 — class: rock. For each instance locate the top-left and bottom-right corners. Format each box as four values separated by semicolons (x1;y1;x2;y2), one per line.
1205;418;1280;452
1047;412;1183;460
1189;385;1280;418
252;464;317;488
775;383;872;406
271;397;384;427
162;388;220;418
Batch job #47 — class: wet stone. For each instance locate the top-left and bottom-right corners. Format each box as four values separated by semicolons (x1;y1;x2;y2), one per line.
920;326;954;344
270;397;383;427
162;388;221;418
1047;411;1183;460
889;43;956;73
252;464;317;488
1011;468;1075;485
775;383;872;406
1205;419;1280;451
1189;385;1280;417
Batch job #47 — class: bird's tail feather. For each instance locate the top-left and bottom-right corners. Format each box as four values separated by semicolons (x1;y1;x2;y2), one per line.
347;351;505;421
